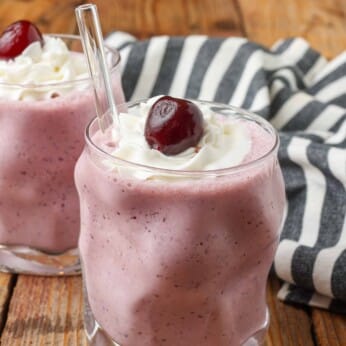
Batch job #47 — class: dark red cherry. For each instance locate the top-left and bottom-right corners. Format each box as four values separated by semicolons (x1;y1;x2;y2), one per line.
145;96;204;155
0;20;43;60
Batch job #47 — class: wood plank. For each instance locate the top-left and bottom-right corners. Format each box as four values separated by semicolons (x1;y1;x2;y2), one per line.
0;0;81;34
0;0;245;39
312;309;346;346
1;0;344;59
0;273;15;333
1;275;317;345
265;276;314;346
1;276;87;345
239;0;346;59
94;0;245;38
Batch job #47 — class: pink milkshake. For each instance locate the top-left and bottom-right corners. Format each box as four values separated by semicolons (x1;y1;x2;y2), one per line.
0;25;124;275
75;98;286;345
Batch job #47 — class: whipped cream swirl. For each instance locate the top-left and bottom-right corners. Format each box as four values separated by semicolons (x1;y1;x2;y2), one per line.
0;35;89;101
106;97;252;179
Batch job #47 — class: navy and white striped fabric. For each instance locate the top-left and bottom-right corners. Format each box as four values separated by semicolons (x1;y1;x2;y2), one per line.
106;32;346;313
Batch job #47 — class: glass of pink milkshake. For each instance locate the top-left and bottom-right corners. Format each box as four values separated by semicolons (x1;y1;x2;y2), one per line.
75;96;286;345
0;23;125;275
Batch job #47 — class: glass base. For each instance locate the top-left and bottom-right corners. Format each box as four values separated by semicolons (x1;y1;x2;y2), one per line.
83;293;268;346
0;245;80;275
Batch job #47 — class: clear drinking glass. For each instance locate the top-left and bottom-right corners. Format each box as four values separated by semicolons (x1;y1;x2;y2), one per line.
75;99;286;345
0;34;124;275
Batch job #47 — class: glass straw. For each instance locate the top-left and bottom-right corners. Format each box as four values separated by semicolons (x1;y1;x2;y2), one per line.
75;4;119;133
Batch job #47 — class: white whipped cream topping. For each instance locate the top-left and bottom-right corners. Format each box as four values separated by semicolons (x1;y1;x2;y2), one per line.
0;36;89;101
106;97;251;180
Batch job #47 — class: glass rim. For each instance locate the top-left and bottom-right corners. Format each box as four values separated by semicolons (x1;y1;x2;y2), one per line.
85;99;280;177
0;33;121;89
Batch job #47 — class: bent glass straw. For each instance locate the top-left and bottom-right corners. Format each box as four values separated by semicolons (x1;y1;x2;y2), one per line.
75;4;119;133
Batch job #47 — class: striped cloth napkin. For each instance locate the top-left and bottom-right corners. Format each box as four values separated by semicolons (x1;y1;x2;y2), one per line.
106;32;346;313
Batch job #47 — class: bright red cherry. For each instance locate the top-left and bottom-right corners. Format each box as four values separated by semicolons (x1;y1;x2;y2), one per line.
0;20;43;60
145;96;204;155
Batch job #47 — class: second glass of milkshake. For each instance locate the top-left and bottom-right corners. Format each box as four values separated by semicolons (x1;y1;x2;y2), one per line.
75;96;286;345
0;27;125;275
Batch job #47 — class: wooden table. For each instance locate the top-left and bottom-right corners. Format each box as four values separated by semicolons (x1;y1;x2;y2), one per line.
0;1;345;345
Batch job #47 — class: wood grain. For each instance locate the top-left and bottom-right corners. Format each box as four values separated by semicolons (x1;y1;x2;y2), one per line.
265;277;314;346
86;0;246;38
0;276;86;345
312;309;346;346
0;274;15;333
1;0;344;58
0;0;81;34
0;275;318;346
239;0;346;59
